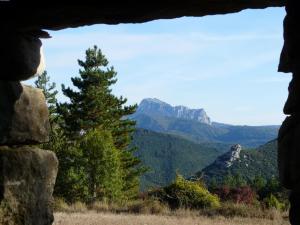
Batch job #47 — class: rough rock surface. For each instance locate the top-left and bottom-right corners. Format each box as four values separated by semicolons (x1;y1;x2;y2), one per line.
279;74;300;225
278;1;300;224
0;82;50;145
0;1;284;31
278;114;300;189
0;31;45;81
278;0;300;74
213;144;242;168
0;146;58;225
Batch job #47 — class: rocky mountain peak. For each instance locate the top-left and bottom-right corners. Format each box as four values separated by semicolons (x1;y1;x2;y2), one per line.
213;144;242;168
137;98;211;125
142;98;166;104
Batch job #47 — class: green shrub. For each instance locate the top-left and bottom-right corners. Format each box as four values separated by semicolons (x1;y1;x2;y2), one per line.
205;202;260;218
87;199;169;214
126;199;169;214
68;201;88;213
53;198;70;212
153;174;220;209
89;201;110;212
88;200;123;213
200;202;283;220
54;198;88;213
263;194;285;210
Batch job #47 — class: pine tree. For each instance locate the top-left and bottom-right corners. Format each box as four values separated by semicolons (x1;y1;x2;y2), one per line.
57;45;144;200
80;129;124;202
34;71;87;202
57;46;136;135
50;129;88;202
34;71;58;125
251;176;267;192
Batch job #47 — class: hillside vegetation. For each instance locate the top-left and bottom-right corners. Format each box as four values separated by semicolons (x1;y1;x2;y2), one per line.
199;140;278;184
131;129;231;190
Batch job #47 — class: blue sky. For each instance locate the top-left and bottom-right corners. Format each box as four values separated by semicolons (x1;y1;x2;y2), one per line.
25;7;289;126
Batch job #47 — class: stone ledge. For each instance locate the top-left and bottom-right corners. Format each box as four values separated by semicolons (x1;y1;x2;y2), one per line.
0;82;50;145
0;146;58;225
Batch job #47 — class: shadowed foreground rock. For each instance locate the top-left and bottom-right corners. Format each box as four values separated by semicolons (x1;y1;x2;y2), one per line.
0;82;50;145
0;82;55;225
278;1;300;223
1;0;300;224
0;32;45;81
0;146;58;225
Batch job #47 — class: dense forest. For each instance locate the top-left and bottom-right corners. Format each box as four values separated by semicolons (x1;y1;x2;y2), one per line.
132;128;231;190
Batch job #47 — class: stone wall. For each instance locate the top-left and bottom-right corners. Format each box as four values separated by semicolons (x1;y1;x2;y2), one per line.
278;1;300;224
0;81;58;225
1;0;299;224
0;34;58;224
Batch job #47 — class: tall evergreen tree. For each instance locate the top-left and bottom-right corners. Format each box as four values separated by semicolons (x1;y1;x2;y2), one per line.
80;129;124;202
35;71;88;202
58;46;136;135
49;129;88;202
57;45;144;199
34;71;58;125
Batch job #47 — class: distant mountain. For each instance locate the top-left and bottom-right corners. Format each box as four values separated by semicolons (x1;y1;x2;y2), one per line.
137;98;211;125
206;144;243;169
194;140;278;184
130;98;279;148
131;128;231;191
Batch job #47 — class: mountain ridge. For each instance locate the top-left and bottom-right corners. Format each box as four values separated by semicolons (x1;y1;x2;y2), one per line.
137;98;211;125
131;98;279;148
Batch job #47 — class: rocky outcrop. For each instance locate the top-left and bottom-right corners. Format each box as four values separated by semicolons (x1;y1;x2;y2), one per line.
137;98;211;124
211;144;242;168
199;141;278;184
224;144;242;167
194;144;243;182
0;82;50;145
0;146;58;225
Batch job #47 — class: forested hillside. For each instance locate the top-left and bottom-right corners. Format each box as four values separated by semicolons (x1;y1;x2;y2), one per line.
132;129;231;190
197;140;278;185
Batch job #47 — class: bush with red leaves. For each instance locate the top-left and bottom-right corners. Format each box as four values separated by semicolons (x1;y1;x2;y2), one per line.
214;186;256;204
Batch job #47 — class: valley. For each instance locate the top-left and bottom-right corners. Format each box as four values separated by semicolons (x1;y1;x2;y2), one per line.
131;98;279;190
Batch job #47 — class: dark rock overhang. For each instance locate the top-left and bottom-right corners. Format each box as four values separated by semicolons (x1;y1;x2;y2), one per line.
1;0;285;31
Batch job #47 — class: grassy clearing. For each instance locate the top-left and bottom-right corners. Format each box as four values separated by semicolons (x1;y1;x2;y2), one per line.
53;199;289;225
53;198;288;219
54;212;289;225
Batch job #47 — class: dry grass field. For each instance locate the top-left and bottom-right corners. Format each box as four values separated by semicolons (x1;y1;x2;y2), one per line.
54;212;289;225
